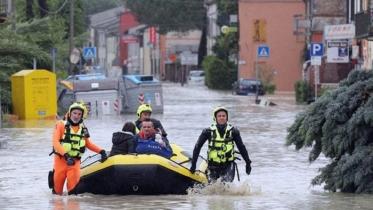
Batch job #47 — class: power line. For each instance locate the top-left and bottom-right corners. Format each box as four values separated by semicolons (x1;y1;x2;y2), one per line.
35;0;69;15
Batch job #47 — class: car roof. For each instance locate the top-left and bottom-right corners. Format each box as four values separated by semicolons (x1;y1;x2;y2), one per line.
239;78;262;84
239;78;259;80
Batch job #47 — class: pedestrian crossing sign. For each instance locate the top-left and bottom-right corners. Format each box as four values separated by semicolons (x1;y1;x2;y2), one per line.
257;46;270;58
83;47;97;59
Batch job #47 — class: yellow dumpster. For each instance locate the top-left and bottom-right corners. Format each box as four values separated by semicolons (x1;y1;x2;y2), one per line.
11;69;57;120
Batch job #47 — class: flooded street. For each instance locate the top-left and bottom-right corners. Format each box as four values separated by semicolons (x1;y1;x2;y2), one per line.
1;82;373;209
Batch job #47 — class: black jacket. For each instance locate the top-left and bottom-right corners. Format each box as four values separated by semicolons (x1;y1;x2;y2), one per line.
109;131;134;156
191;124;251;166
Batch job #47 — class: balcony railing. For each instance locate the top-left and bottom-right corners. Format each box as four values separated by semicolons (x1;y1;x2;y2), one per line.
355;11;371;39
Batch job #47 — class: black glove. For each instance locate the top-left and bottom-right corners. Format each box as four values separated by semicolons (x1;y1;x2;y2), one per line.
100;150;108;163
190;164;196;174
64;153;75;166
246;164;252;175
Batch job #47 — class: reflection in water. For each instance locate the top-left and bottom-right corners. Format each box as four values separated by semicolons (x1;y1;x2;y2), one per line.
50;197;80;210
1;83;373;209
1;119;57;128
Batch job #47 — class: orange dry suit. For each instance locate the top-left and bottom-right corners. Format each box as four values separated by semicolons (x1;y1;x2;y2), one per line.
52;120;102;195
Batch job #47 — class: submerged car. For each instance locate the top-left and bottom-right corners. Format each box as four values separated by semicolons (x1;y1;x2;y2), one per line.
232;78;265;95
188;70;205;85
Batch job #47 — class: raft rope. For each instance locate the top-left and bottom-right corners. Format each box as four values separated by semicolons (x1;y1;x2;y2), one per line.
81;154;95;164
179;158;192;165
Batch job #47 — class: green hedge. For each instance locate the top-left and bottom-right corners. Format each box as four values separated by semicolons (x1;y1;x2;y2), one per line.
202;55;236;90
264;83;276;94
294;80;312;103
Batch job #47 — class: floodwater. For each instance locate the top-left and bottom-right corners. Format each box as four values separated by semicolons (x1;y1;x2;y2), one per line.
1;82;373;210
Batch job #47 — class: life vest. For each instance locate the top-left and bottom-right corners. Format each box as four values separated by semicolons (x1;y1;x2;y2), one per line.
135;136;173;159
55;121;87;159
207;124;235;163
133;121;140;134
135;125;140;134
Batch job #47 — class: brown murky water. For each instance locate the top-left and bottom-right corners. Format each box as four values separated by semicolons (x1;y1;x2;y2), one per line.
1;82;372;210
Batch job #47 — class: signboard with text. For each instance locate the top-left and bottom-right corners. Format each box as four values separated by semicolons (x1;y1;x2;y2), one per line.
181;53;198;65
327;41;349;63
122;35;138;44
324;24;355;40
150;27;156;44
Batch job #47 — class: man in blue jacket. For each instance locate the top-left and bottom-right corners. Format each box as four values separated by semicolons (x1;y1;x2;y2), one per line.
130;119;172;159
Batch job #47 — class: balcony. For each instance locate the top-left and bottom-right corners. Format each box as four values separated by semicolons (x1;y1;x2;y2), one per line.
355;11;372;39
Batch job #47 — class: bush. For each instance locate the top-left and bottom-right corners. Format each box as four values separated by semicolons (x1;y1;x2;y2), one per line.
264;83;276;94
294;80;312;103
255;65;276;94
202;55;236;90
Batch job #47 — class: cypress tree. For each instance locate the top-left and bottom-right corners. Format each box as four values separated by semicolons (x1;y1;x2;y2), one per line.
286;70;373;193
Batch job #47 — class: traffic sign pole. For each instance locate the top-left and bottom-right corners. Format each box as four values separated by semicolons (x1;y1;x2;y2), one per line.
256;52;259;104
79;51;82;74
310;42;323;101
256;46;270;104
314;66;319;101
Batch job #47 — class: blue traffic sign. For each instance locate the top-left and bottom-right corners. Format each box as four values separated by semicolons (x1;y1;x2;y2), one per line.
310;43;324;56
257;46;270;58
83;47;97;59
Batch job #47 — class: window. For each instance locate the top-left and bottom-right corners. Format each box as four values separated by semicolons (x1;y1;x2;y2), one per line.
354;0;366;13
253;19;266;42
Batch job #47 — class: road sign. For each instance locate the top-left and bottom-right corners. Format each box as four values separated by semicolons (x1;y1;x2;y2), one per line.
169;54;177;62
138;94;145;104
310;43;324;56
83;47;97;59
257;46;269;57
311;56;321;66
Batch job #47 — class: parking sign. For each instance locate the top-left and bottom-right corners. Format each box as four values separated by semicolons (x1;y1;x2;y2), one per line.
310;43;324;56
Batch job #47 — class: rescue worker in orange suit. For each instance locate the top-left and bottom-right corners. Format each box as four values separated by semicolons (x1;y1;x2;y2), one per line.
50;102;108;195
190;106;252;182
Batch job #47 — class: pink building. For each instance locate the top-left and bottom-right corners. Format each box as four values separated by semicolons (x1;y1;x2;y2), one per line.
239;0;305;91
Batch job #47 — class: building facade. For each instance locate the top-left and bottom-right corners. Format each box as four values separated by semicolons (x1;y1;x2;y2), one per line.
239;0;305;91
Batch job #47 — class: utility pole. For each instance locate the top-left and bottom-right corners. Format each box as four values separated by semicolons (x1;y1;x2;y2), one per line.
237;1;240;80
10;0;16;30
69;0;74;74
